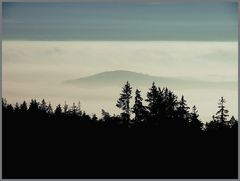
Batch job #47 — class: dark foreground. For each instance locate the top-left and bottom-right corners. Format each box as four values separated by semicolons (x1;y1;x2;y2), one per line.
2;83;238;179
3;117;238;179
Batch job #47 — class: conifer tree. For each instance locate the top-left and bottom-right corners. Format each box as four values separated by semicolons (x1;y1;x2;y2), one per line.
55;104;62;115
165;90;178;119
216;97;229;123
15;102;20;113
63;101;68;114
189;105;203;130
71;102;78;115
177;95;190;119
2;98;7;109
20;101;28;112
132;89;147;122
101;109;111;122
116;81;132;120
29;99;39;113
40;99;48;113
146;82;159;116
46;103;53;115
228;116;237;128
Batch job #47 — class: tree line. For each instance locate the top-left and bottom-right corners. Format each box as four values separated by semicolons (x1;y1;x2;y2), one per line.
2;81;237;131
2;81;238;179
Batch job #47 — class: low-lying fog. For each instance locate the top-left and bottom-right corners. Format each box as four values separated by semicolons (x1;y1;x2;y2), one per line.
2;41;238;122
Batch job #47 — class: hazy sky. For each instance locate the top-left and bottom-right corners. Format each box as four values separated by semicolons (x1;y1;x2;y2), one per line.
2;2;238;121
3;2;238;41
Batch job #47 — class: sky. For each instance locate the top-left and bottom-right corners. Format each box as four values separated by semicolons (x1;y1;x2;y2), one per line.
3;2;238;41
2;2;238;122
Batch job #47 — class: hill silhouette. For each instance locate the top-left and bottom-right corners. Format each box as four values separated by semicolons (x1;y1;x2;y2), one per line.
64;70;236;89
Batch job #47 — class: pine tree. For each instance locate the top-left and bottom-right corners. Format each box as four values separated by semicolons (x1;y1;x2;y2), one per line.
165;90;178;119
63;101;68;114
216;97;229;123
132;89;147;122
77;101;82;116
70;102;78;115
6;104;14;112
189;105;203;130
20;101;28;112
40;99;48;113
101;109;111;122
55;104;62;115
116;81;132;120
29;99;39;113
46;103;53;115
176;95;190;128
15;102;20;113
92;114;98;122
228;116;237;128
177;95;190;119
2;98;7;109
145;82;159;116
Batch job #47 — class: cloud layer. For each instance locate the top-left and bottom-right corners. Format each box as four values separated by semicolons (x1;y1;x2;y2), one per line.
2;41;238;121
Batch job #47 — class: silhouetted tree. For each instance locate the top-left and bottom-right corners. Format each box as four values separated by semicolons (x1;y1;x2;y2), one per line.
189;105;203;131
6;104;14;112
92;114;98;122
20;101;28;112
70;102;78;115
178;96;190;118
78;101;82;116
132;89;147;123
55;104;62;115
40;99;48;113
28;99;39;113
216;97;229;123
228;116;237;128
164;90;178;120
101;109;111;122
69;102;81;116
46;103;53;115
2;98;7;110
205;115;219;131
146;82;159;116
63;101;69;114
14;103;20;113
176;95;190;128
116;81;132;121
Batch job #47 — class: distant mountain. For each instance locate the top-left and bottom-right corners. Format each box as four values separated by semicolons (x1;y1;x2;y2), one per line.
64;70;237;89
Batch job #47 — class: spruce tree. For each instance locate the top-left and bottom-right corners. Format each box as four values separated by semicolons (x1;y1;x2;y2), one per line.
101;109;111;122
216;97;229;123
40;99;48;113
2;98;7;109
63;101;68;114
177;95;190;119
189;105;203;130
176;95;190;128
46;103;53;115
228;116;237;128
165;90;178;119
20;101;28;112
116;81;132;120
15;102;20;113
29;99;39;113
132;89;147;122
146;82;159;116
55;104;62;115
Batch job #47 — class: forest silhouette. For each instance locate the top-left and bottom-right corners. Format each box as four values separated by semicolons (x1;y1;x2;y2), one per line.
2;82;238;179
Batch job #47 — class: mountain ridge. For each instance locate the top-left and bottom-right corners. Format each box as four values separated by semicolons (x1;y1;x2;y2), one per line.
64;70;237;89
